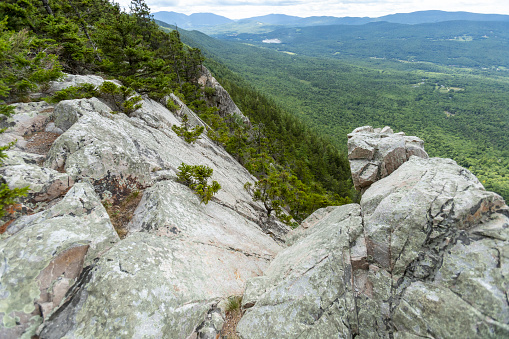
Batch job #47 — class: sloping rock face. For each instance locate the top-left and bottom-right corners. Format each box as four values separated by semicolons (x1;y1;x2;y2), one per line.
40;232;271;338
44;96;261;220
348;126;428;191
237;204;364;338
198;66;250;125
238;133;509;337
0;74;287;338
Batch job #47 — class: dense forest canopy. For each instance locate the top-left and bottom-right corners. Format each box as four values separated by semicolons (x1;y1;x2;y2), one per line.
0;0;355;224
216;21;509;70
178;27;509;202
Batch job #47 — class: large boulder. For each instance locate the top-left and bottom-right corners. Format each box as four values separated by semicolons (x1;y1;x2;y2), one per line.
0;150;73;207
347;126;428;191
0;183;119;338
237;156;509;338
52;97;112;132
46;73;113;93
358;156;509;338
0;102;55;152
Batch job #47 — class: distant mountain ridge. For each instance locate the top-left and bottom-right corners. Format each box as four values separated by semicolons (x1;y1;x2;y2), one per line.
152;11;233;29
153;10;509;33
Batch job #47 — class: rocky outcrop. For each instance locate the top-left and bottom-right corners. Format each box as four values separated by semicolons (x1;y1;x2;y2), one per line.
198;66;250;125
0;74;286;338
0;150;73;207
237;204;364;338
348;125;428;191
238;128;509;338
2;73;507;339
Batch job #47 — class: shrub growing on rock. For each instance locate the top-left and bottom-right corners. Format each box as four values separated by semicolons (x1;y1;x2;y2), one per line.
176;163;221;204
97;81;142;115
172;115;204;144
50;83;98;102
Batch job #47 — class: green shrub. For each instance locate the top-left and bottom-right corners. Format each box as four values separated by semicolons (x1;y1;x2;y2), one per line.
166;98;180;113
176;163;221;204
50;83;98;102
172;115;204;144
0;183;29;219
97;81;143;115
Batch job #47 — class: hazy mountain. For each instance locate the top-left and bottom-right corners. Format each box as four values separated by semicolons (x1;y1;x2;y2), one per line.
152;11;233;29
237;14;302;25
377;10;509;24
154;10;509;34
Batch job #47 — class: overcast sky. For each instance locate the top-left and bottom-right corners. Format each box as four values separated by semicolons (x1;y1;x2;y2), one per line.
116;0;509;19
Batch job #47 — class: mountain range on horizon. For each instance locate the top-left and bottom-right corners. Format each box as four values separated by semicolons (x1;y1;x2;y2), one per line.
152;10;509;32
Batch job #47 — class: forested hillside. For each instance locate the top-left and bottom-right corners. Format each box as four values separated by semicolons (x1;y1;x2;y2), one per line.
0;0;354;223
178;28;509;201
217;21;509;70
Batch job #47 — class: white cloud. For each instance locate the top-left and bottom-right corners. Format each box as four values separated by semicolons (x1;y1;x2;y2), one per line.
115;0;509;19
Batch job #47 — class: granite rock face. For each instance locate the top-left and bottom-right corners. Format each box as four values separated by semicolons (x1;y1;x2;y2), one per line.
0;151;74;206
238;137;509;338
0;74;286;338
348;126;428;191
3;75;508;339
40;232;271;338
237;204;364;338
44;94;262;221
198;66;250;125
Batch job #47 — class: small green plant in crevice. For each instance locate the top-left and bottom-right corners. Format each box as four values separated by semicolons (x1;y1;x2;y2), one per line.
176;163;221;204
97;81;142;115
172;114;204;144
225;295;243;312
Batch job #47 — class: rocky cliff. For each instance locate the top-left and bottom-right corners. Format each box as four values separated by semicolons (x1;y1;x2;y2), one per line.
0;73;508;338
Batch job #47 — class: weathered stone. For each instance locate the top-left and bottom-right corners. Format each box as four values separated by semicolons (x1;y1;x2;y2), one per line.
40;232;271;338
0;102;54;152
195;306;225;339
236;204;364;338
347;126;428;191
348;125;374;137
357;156;509;337
361;157;505;276
2;150;45;166
45;97;264;221
0;183;118;338
47;73;112;93
284;206;336;245
128;180;282;260
1;102;54;136
198;66;250;125
44;122;64;135
52;97;112;132
0;162;73;203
